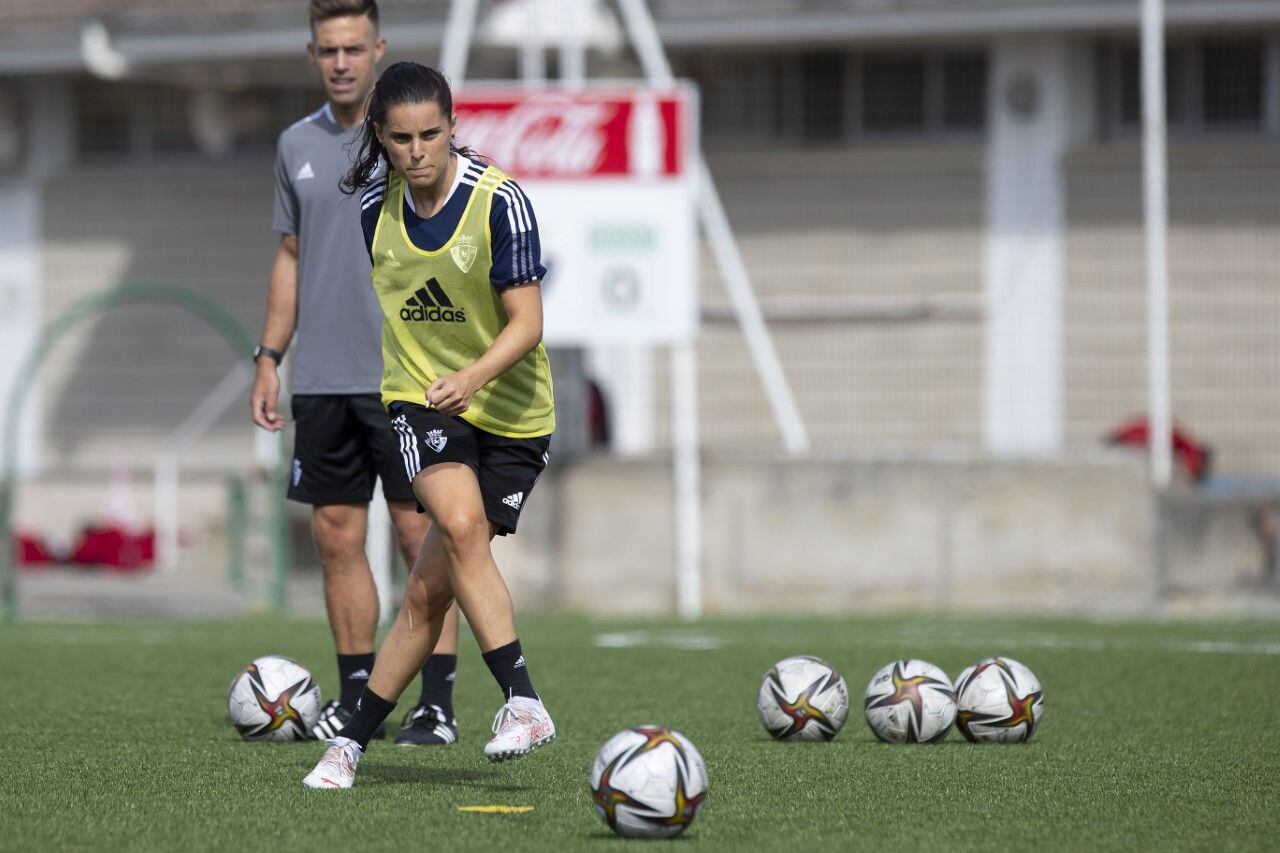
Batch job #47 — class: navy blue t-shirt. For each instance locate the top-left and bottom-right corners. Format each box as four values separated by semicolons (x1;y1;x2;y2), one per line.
359;154;548;290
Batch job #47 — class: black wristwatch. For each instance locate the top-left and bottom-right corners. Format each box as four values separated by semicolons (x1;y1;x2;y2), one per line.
253;345;285;365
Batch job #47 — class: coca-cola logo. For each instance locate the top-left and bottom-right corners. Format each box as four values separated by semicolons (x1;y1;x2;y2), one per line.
457;98;617;177
454;90;686;180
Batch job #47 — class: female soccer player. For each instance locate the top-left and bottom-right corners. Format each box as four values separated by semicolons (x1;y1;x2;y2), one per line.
304;62;556;789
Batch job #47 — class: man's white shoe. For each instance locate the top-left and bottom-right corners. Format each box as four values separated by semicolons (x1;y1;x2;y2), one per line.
483;696;556;763
302;737;363;789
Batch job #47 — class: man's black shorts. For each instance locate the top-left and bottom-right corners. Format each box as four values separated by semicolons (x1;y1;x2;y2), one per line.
387;402;551;536
288;394;416;506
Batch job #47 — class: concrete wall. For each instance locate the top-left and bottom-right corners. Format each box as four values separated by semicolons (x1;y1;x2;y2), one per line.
1064;140;1280;477
495;453;1157;616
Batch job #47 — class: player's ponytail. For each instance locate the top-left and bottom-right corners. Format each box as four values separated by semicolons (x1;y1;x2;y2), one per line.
341;61;485;195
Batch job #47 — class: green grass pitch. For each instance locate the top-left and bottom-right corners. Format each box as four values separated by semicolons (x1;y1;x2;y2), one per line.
3;613;1278;850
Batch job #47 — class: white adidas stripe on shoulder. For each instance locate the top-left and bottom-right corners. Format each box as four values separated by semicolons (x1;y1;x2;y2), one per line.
283;105;328;133
494;180;535;283
360;178;388;210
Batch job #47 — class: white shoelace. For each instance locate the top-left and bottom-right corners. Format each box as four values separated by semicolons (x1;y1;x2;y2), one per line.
490;701;538;735
317;739;360;776
490;704;515;735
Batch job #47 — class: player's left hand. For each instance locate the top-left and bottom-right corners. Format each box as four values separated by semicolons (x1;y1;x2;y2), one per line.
426;371;479;416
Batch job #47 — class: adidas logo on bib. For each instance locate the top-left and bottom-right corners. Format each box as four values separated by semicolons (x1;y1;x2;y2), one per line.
295;161;315;180
502;492;524;510
400;277;466;323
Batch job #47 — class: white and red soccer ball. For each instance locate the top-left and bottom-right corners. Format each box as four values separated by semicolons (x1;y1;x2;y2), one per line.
590;725;708;839
953;656;1045;743
863;659;958;744
756;655;850;742
227;655;322;742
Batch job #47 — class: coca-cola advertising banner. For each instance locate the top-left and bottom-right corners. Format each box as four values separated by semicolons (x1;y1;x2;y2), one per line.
454;85;699;345
453;88;689;180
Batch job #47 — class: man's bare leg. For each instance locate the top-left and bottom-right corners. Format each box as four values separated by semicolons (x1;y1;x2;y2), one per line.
309;503;385;739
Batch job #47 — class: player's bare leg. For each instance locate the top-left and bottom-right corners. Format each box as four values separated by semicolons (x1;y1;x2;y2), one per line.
303;523;453;789
407;463;553;762
366;524;457;699
389;501;462;745
309;463;551;785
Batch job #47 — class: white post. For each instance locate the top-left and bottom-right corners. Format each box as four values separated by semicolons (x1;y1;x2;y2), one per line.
441;0;480;86
1141;0;1172;487
367;482;394;625
520;44;546;88
983;39;1080;455
614;0;811;457
519;0;546;87
672;340;702;619
0;182;41;479
154;455;180;572
560;0;587;89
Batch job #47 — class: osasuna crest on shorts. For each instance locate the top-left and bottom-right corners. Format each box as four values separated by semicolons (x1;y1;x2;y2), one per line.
425;429;448;453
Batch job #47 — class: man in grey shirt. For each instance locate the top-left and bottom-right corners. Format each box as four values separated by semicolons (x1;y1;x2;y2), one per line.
250;0;463;746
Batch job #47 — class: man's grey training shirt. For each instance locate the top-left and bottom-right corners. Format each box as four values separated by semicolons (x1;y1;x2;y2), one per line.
273;103;383;395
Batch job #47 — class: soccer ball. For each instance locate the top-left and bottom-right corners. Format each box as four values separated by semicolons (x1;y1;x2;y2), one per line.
227;655;322;741
863;659;957;743
590;726;708;839
953;656;1045;743
756;655;849;741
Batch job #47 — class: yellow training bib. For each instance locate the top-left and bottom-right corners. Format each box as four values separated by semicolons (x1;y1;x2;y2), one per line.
371;165;555;438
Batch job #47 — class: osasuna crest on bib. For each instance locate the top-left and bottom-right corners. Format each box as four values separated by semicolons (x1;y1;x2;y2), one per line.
451;235;477;273
425;428;448;453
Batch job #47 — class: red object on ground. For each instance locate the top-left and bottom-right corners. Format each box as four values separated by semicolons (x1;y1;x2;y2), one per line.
69;524;156;571
1107;417;1212;482
15;531;56;567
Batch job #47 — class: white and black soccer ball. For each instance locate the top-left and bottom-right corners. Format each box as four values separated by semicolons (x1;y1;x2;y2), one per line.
863;659;957;743
953;656;1045;744
590;726;708;839
227;655;322;742
756;655;849;742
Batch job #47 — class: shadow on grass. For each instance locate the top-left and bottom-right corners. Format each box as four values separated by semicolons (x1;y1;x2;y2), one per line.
585;828;699;843
750;732;979;747
358;763;531;792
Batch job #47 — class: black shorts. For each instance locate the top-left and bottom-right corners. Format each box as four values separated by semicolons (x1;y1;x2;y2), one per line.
288;394;416;506
387;402;551;536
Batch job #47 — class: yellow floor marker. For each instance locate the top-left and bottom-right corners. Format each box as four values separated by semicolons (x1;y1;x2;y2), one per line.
457;805;534;814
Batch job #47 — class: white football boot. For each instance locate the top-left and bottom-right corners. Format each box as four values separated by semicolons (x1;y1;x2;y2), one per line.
302;737;363;789
483;696;556;762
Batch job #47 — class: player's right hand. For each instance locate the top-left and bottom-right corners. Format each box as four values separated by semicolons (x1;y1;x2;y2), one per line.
250;366;286;432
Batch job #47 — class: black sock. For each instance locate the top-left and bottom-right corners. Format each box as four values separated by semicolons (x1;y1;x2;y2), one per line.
337;687;396;749
337;652;375;710
481;639;538;702
417;654;458;719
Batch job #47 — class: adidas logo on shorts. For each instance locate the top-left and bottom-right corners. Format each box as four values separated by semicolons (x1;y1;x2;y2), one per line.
400;277;466;323
502;492;525;510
